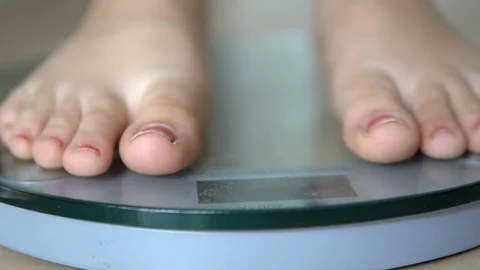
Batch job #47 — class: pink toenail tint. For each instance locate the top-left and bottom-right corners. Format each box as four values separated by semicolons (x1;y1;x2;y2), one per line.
366;114;403;132
430;127;454;139
76;144;101;157
130;123;177;144
15;133;31;141
48;136;64;149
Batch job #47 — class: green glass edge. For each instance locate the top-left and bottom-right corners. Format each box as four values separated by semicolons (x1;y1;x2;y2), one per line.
1;181;479;231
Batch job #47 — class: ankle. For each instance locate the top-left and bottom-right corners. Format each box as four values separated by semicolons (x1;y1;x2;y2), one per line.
317;0;439;29
317;0;447;45
80;0;206;32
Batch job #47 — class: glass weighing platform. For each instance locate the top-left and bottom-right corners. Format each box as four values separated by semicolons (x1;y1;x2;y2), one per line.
0;1;479;270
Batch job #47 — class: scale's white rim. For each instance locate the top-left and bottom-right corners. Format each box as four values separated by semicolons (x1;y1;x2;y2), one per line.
1;200;479;270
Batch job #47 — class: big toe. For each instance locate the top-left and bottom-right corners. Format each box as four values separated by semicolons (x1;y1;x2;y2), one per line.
119;82;206;175
338;76;420;163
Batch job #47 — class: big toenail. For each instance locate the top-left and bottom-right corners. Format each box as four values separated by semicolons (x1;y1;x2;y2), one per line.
366;114;403;133
76;144;101;157
130;123;177;144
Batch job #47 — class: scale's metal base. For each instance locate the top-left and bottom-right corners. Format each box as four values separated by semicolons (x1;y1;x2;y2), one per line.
1;3;480;269
0;197;478;270
0;152;479;270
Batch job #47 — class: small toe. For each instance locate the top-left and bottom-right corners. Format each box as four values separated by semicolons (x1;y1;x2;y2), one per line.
62;92;127;176
410;84;467;159
0;88;26;127
8;91;54;159
33;95;81;168
0;89;27;145
446;80;480;153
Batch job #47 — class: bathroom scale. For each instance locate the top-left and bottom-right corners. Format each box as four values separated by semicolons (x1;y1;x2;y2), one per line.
0;10;480;270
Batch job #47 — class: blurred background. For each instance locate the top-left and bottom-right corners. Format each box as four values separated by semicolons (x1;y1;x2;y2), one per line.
1;0;480;72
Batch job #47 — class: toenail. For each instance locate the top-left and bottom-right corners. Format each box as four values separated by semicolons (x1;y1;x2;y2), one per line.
366;114;403;133
430;127;454;139
15;133;32;141
130;123;177;144
75;144;101;157
45;136;64;149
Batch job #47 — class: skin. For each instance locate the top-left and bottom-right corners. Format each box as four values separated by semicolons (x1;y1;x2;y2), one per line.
0;0;208;176
318;0;480;162
1;0;480;176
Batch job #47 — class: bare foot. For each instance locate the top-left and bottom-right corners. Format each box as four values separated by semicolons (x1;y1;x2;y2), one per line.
318;0;480;163
0;0;209;176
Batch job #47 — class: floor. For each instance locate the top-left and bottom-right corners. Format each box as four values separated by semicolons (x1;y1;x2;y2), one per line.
0;0;479;269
